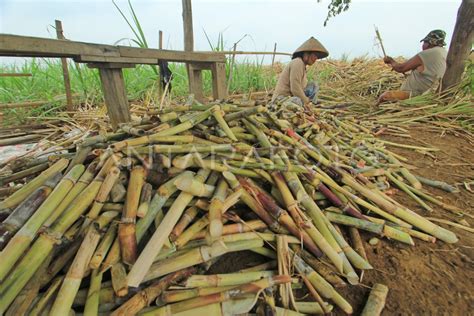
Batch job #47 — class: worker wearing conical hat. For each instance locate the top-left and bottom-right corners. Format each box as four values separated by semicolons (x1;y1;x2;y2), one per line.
272;37;329;106
378;30;448;105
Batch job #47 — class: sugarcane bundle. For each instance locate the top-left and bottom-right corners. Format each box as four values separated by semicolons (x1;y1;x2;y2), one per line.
0;98;461;315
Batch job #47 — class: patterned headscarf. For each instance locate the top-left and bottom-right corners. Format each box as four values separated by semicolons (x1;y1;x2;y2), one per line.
420;30;447;47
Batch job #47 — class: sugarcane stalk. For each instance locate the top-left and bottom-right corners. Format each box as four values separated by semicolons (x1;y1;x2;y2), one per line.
174;176;216;197
143;239;264;282
127;169;211;287
111;262;128;297
110;267;195;316
161;285;239;304
387;171;432;211
170;206;199;241
415;175;458;193
82;166;121;230
28;276;63;316
277;235;291;309
6;253;53;316
49;225;101;316
0;164;85;282
40;239;82;287
292;251;353;314
211;105;238;141
292;245;347;288
222;171;287;233
90;223;117;269
0;158;69;210
0;163;108;312
300;273;332;314
101;172;193;272
137;182;153;218
189;219;267;241
0;173;61;250
0;162;49;186
208;179;228;243
119;165;146;265
333;166;458;243
360;283;389;316
141;275;290;316
43;162;98;227
184;271;275;288
274;170;344;273
83;269;103;316
294;302;333;314
239;176;323;258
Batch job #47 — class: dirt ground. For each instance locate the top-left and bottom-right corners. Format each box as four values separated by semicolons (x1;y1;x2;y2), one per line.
210;126;474;315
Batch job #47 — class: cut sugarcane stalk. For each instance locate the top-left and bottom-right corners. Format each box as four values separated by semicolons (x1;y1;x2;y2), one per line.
360;283;389;316
119;165;146;265
127;169;211;287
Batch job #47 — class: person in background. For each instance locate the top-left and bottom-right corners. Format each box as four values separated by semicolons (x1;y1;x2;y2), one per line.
377;30;448;105
272;37;329;108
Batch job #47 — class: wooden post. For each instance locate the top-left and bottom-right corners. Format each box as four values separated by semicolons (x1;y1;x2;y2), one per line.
158;30;164;99
271;43;277;67
91;63;132;129
211;62;227;100
182;0;205;102
182;0;194;52
226;43;238;94
55;20;74;111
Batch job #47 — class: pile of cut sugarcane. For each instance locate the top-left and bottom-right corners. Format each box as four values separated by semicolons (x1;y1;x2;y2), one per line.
0;100;461;315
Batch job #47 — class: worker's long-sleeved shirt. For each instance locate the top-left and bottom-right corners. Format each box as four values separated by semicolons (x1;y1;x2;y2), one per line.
272;58;309;103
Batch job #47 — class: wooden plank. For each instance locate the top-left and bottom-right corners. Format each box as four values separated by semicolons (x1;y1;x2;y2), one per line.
0;101;46;110
77;55;158;64
211;62;227;100
187;62;213;70
118;46;225;63
97;68;131;129
88;63;136;69
0;73;32;77
0;34;120;58
55;20;74;111
0;34;225;63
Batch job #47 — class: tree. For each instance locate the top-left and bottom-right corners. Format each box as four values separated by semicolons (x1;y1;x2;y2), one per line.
321;0;473;91
441;0;473;92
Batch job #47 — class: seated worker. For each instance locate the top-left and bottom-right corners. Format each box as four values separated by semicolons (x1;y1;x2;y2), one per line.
272;37;329;107
378;30;448;104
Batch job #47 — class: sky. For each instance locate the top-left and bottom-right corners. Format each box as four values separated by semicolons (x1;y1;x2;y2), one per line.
0;0;461;65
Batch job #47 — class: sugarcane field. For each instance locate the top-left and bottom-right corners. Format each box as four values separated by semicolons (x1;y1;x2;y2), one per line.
0;0;473;315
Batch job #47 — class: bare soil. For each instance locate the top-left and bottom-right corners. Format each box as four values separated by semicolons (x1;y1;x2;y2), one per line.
211;126;474;315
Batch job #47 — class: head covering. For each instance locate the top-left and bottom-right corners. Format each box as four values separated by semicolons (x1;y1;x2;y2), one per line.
292;37;329;59
420;30;447;47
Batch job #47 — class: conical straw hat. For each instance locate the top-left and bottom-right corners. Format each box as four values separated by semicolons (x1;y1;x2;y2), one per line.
292;37;329;59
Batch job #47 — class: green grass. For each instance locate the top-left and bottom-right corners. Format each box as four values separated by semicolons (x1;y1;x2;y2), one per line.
0;57;281;123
